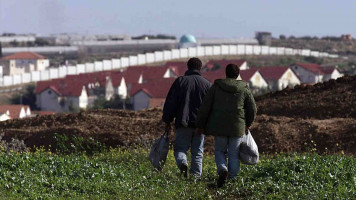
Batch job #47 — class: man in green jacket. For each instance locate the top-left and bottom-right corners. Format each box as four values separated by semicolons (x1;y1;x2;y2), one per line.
196;63;257;187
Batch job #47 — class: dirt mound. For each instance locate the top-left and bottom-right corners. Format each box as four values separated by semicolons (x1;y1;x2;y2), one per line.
256;75;356;119
1;108;355;154
1;76;355;154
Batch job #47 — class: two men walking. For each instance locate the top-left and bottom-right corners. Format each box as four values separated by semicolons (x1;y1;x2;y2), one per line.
162;58;257;187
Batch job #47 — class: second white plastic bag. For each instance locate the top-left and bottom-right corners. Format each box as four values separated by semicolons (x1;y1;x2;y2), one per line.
239;130;259;165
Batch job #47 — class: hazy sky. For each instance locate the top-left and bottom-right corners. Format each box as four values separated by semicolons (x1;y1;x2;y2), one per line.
0;0;355;38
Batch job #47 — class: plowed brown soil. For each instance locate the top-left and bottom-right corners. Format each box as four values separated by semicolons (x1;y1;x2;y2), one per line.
1;75;356;154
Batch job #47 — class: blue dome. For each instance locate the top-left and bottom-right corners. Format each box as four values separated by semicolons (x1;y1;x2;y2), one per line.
179;34;197;44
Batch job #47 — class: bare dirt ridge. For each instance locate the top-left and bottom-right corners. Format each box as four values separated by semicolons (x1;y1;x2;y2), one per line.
1;75;356;154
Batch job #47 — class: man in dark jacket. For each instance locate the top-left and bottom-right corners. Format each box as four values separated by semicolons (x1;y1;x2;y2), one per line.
196;64;257;187
162;57;211;178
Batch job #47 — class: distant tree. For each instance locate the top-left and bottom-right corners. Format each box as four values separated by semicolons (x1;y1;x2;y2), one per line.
288;35;296;40
91;95;131;110
9;40;19;47
279;35;286;40
304;56;323;64
34;38;50;46
211;63;222;71
10;84;38;110
26;41;35;46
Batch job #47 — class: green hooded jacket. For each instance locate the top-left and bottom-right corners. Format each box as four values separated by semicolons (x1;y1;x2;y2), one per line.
196;78;257;137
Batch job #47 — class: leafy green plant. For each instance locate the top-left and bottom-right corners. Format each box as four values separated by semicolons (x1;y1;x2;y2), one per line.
0;148;354;199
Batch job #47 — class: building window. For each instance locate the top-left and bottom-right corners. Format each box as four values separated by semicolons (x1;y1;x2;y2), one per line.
48;90;52;95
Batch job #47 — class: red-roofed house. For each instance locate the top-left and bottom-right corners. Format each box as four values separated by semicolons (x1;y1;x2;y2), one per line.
292;63;343;83
0;52;49;75
255;66;301;91
0;104;32;121
130;78;176;110
204;59;248;71
35;78;88;112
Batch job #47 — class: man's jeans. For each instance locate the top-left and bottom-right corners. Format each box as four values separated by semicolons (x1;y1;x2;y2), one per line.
174;127;205;177
214;136;242;179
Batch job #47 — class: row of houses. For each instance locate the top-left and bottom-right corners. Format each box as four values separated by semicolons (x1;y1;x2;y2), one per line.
34;59;342;112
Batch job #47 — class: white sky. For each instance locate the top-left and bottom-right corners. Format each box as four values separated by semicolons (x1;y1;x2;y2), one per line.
0;0;355;38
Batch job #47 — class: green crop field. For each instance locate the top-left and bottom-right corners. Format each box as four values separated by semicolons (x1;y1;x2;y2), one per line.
0;149;355;199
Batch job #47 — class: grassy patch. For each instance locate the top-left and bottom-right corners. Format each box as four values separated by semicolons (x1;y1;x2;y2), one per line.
0;149;354;199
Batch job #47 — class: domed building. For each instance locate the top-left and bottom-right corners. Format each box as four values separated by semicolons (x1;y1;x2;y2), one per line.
179;34;198;48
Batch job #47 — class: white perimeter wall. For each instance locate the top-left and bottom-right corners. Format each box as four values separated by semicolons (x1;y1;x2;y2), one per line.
0;45;339;87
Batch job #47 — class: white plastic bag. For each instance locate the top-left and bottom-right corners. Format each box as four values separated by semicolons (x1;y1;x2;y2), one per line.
239;130;259;165
148;131;169;170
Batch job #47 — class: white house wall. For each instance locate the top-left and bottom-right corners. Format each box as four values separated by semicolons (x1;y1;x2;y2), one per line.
117;78;128;99
0;113;11;121
132;91;150;111
331;69;343;79
278;69;301;90
26;107;31;116
250;72;268;88
36;59;50;71
240;62;248;70
19;107;26;118
105;78;115;100
37;88;62;112
79;87;88;109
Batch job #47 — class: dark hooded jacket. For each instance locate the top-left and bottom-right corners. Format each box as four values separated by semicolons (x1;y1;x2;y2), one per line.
162;69;211;128
196;78;257;137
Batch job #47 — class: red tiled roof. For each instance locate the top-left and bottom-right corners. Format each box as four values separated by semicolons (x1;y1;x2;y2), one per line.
35;70;116;97
295;63;324;75
205;59;246;70
321;67;338;74
35;78;85;97
202;70;225;82
130;78;176;98
165;61;188;76
109;72;124;87
202;68;258;83
124;65;177;84
122;68;143;84
1;52;46;60
240;68;259;81
0;104;27;119
252;66;289;81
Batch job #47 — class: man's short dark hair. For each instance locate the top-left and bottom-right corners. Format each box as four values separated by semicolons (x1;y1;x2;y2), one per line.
187;57;202;70
226;64;240;78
